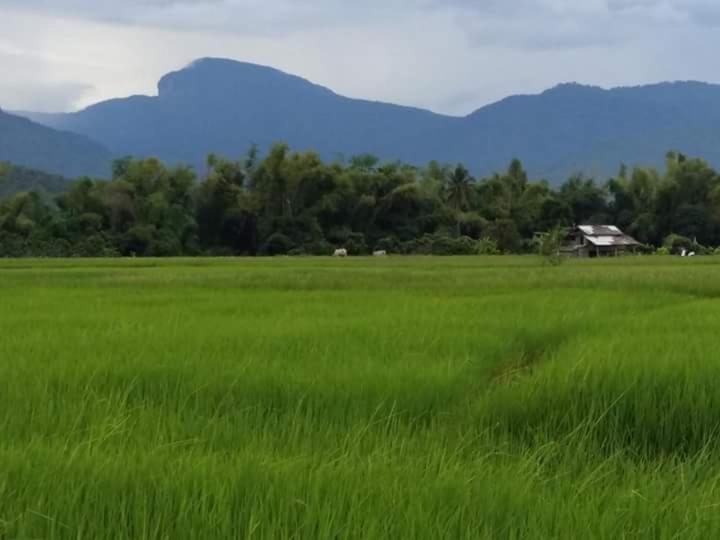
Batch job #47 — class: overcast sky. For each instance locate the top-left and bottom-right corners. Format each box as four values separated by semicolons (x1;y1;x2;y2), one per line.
1;0;719;115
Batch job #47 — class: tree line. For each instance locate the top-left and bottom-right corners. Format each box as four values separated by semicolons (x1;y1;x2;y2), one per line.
0;146;719;257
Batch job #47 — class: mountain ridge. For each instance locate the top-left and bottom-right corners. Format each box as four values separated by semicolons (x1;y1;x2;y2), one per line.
12;58;720;181
0;108;112;178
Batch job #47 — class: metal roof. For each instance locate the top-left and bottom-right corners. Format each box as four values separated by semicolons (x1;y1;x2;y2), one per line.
585;235;641;247
569;225;642;248
578;225;623;236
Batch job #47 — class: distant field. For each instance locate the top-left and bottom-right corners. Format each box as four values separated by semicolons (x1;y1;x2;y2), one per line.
2;256;720;539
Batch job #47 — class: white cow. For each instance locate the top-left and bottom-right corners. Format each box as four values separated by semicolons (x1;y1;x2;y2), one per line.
333;248;348;257
373;250;388;257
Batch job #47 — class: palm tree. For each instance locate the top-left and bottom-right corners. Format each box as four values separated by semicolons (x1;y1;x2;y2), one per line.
443;164;473;236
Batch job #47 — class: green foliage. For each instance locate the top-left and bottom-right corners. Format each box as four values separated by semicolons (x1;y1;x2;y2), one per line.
375;236;400;254
3;147;720;258
477;236;500;255
662;234;708;255
261;232;294;256
535;226;566;266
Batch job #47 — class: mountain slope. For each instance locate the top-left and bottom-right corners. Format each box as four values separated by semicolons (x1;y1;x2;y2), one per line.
25;58;451;173
19;58;720;181
426;81;720;180
0;109;111;178
0;162;70;197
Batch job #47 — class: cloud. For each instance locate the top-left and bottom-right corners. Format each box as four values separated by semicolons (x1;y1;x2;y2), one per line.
0;0;719;115
0;46;94;111
608;0;720;24
4;0;719;44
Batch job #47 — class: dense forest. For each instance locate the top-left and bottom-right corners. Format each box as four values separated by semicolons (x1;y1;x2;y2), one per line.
0;146;718;257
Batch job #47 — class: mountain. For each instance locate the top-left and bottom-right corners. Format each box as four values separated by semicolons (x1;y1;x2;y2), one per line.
0;109;112;178
428;81;720;180
0;162;70;198
18;58;720;181
22;59;451;175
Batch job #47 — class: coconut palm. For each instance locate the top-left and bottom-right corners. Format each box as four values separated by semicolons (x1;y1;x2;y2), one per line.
443;164;473;236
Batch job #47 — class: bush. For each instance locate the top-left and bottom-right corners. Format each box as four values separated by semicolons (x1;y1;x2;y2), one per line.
477;237;500;255
375;236;400;254
73;234;118;257
346;233;368;255
261;233;295;256
486;219;522;253
122;225;156;256
451;236;478;255
663;234;693;253
401;235;434;255
535;226;565;266
400;234;478;256
663;234;709;255
303;240;334;256
429;235;456;256
149;228;182;256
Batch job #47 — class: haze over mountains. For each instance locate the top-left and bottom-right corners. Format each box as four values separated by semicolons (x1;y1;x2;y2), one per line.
9;58;720;182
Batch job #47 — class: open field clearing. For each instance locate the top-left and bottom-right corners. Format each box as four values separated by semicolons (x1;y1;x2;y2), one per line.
2;256;720;538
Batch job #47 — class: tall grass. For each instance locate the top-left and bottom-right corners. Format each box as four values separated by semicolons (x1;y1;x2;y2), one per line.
1;256;720;538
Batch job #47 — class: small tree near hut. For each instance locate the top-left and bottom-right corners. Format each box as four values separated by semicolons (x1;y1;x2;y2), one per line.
536;226;566;266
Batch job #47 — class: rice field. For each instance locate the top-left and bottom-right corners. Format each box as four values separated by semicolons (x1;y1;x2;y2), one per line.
2;256;720;539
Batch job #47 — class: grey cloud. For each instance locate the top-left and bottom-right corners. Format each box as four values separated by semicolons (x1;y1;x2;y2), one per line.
2;0;720;114
4;0;715;45
0;80;93;112
608;0;720;23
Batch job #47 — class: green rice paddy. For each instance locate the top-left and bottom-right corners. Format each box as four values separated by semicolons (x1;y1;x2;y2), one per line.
2;256;720;539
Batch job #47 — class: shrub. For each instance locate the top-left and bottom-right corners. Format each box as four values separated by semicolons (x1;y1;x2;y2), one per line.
402;235;434;255
448;236;477;255
663;234;693;253
346;233;368;255
477;237;500;255
399;234;478;256
663;234;709;255
122;225;156;256
149;229;182;256
74;234;118;257
261;232;295;256
375;236;400;254
303;240;334;256
429;235;456;256
535;226;565;266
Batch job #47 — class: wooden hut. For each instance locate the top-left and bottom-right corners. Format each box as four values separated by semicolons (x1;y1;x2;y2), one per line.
561;225;641;258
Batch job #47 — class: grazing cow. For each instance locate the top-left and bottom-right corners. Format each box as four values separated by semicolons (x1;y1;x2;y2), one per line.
333;248;348;257
373;250;388;257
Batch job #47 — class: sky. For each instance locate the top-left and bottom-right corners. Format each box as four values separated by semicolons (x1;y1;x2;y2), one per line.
1;0;719;115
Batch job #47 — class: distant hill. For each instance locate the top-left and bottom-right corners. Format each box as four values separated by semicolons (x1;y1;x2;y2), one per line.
0;109;111;178
0;161;70;198
426;81;720;180
18;58;720;181
21;59;450;176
